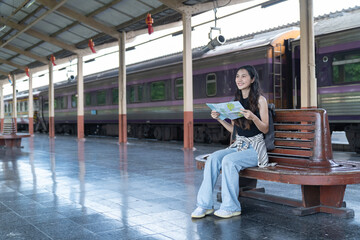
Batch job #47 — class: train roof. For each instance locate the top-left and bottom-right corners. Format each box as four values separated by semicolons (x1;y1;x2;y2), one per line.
4;91;40;101
314;8;360;36
289;6;360;40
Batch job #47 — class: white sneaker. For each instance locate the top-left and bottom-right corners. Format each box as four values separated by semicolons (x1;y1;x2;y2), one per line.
191;207;214;218
214;209;241;218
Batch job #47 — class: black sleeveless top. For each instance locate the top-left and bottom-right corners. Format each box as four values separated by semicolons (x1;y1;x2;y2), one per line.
234;98;262;137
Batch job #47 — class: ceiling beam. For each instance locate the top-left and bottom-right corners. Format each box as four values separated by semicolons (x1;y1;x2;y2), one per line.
159;0;254;14
0;58;26;71
157;0;184;12
0;70;9;77
187;0;254;14
37;0;120;39
0;0;69;49
0;16;80;54
3;43;48;64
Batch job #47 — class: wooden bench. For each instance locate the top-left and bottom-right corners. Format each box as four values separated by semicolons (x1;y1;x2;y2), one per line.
196;109;360;218
0;118;30;148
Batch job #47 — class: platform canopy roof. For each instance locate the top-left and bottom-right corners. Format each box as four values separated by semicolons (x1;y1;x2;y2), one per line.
0;0;256;82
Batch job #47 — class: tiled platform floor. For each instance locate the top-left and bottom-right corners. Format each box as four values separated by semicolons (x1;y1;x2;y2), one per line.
1;134;360;240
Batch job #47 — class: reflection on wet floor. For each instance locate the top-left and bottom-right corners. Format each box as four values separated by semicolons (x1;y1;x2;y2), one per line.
0;134;359;239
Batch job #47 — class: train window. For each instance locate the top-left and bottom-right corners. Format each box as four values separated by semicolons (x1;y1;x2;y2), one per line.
333;51;360;83
85;93;92;106
129;85;143;103
55;97;67;109
112;88;118;104
17;103;20;112
175;78;183;100
63;96;68;109
138;85;143;102
150;81;165;101
24;101;28;112
96;90;106;105
129;86;135;103
206;73;217;96
71;95;77;108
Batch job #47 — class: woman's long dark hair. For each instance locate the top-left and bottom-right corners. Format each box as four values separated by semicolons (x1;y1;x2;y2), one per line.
233;65;262;129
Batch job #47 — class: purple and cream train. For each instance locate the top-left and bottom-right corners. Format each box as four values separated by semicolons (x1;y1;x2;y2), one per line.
4;7;360;152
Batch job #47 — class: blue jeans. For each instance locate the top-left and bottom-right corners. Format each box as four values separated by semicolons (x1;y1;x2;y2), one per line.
196;144;258;212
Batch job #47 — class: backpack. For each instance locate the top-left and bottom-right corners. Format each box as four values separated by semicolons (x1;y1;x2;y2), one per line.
264;103;275;151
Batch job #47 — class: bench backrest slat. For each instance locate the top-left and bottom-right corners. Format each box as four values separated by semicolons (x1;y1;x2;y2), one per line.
274;140;313;148
274;124;315;131
275;132;315;140
270;148;313;157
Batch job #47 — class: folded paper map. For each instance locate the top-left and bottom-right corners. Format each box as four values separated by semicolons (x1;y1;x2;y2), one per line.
206;101;244;120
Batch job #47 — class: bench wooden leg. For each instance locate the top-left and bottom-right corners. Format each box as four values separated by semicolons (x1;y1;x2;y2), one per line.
302;185;346;208
235;182;353;218
293;185;353;218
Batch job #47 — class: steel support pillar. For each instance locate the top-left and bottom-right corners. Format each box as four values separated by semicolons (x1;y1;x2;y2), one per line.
182;13;194;150
11;74;17;132
299;0;317;108
118;32;127;143
0;83;3;133
28;71;34;135
77;55;85;140
48;63;55;138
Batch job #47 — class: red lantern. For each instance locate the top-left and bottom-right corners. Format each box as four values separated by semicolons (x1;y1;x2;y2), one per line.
25;67;30;77
50;54;56;66
145;13;154;35
88;39;96;53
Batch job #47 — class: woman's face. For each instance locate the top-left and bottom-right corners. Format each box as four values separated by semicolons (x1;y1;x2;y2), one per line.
235;69;254;91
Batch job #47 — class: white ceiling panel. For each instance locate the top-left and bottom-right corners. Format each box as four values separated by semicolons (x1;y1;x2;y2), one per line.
9;38;35;49
0;49;15;58
69;24;99;39
56;31;85;45
37;42;62;53
0;64;16;71
31;46;56;56
142;0;164;8
14;55;35;63
43;12;75;29
11;57;32;66
32;20;62;36
95;8;132;26
64;0;103;15
0;46;18;55
112;0;153;18
17;33;43;45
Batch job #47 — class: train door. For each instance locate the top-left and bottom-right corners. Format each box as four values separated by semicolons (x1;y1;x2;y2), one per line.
272;43;283;108
291;45;301;109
